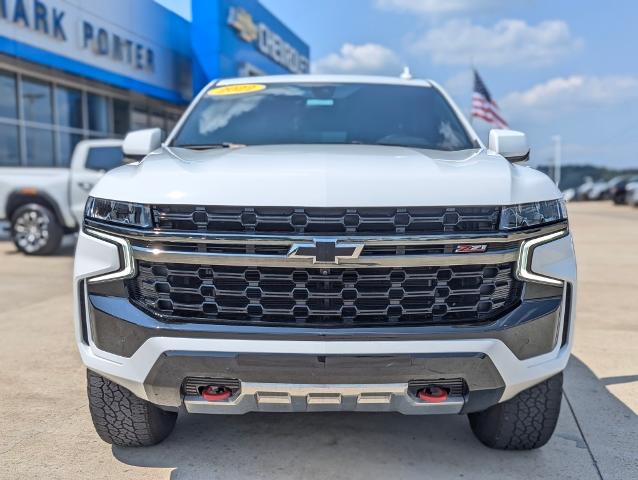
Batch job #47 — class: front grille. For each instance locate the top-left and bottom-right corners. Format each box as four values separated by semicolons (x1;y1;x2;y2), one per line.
129;261;521;327
152;206;501;235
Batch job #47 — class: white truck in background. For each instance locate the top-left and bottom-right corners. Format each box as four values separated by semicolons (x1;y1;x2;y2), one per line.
0;139;123;254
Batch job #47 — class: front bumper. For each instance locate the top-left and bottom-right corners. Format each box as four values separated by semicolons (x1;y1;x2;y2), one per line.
184;382;467;415
73;226;577;413
149;351;502;414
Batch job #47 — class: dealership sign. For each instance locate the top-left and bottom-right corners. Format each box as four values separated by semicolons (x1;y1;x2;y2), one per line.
227;6;309;74
0;0;67;40
0;0;155;72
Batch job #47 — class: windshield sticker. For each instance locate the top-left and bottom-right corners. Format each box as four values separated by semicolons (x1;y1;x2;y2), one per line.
306;98;334;107
208;84;266;96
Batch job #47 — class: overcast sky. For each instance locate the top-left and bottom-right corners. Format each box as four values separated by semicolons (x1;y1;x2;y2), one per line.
156;0;638;169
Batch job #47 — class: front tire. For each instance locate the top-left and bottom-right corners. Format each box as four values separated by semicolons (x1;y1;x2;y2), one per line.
87;370;177;447
468;373;563;450
11;203;63;255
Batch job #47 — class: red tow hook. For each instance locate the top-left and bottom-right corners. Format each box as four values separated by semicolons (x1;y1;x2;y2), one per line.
201;386;232;402
417;386;449;403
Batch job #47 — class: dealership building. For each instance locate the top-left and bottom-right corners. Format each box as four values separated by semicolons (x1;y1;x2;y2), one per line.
0;0;309;168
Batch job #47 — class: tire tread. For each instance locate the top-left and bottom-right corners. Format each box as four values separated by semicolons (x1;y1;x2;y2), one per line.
469;373;563;450
86;370;177;447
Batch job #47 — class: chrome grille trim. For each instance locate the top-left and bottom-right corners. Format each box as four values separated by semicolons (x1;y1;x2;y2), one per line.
84;220;567;246
130;244;519;268
83;222;567;270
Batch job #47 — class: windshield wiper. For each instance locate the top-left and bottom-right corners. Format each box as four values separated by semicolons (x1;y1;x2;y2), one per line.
174;143;246;150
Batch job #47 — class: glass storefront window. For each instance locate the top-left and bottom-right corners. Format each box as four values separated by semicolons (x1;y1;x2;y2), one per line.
0;71;17;119
0;71;184;168
131;107;148;130
58;131;83;167
87;93;109;132
22;77;53;124
25;127;55;166
150;111;165;130
0;123;20;166
56;86;83;129
113;99;130;135
166;113;181;133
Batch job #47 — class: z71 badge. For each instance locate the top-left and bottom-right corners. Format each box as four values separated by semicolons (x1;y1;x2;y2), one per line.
454;244;488;253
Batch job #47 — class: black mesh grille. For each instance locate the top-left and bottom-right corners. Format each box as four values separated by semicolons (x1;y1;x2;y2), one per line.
152;206;501;235
129;261;522;327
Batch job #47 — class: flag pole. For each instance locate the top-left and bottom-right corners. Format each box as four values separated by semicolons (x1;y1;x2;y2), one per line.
469;59;474;126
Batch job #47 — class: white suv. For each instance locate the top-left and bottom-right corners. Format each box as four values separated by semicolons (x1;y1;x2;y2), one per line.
74;75;576;450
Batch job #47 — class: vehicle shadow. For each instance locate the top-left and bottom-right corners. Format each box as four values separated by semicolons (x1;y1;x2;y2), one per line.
0;236;76;257
49;242;77;257
561;355;638;479
111;354;637;480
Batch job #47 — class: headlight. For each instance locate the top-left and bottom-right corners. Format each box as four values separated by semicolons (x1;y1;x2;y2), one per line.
499;199;567;231
85;197;152;228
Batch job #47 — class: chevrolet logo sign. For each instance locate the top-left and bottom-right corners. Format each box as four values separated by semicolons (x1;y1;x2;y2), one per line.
287;239;364;264
227;6;258;43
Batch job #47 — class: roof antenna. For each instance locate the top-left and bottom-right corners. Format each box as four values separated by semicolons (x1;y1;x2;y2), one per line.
400;66;412;80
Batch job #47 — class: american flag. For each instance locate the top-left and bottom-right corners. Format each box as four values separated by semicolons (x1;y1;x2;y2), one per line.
472;69;508;129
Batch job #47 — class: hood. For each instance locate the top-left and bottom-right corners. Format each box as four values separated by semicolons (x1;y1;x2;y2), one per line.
91;144;561;206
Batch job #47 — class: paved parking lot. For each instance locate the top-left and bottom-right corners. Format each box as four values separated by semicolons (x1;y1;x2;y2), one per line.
1;202;637;479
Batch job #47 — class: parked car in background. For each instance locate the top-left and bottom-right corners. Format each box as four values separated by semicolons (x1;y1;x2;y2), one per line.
609;175;638;204
0;139;124;255
562;188;576;202
626;180;638;207
575;178;595;201
586;181;610;201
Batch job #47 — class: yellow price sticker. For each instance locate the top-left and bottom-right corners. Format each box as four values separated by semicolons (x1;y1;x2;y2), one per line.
207;84;266;96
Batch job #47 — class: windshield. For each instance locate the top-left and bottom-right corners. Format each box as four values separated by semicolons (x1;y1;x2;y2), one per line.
171;82;475;151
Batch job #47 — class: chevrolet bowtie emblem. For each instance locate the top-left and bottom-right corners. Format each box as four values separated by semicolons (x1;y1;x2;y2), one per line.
287;239;364;264
227;6;258;43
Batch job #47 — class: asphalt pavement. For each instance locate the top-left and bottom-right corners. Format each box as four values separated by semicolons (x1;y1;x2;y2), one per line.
0;202;636;479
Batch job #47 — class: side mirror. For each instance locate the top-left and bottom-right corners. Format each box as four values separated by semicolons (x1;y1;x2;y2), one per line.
488;129;529;163
122;128;163;160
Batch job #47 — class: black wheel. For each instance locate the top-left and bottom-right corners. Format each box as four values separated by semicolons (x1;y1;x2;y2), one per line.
10;203;63;255
87;370;177;447
468;372;563;450
612;193;625;205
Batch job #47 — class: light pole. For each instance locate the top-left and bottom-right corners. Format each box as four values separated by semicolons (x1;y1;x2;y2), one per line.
552;135;562;188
